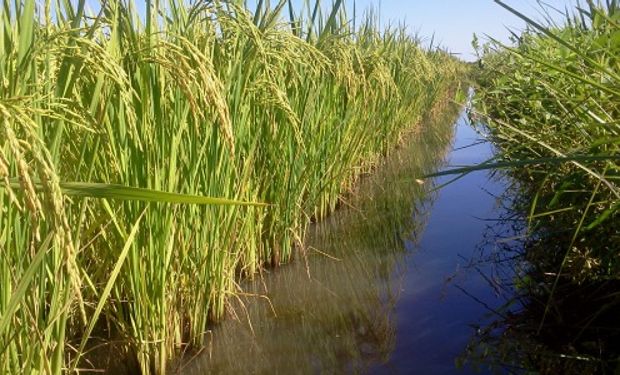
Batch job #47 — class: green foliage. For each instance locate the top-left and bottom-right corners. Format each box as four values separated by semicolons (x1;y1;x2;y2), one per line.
0;0;461;373
474;1;619;282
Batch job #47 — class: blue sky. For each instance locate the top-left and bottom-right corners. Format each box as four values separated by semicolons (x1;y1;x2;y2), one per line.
345;0;580;61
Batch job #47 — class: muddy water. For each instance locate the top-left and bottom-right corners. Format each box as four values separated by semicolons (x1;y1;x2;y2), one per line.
177;102;517;374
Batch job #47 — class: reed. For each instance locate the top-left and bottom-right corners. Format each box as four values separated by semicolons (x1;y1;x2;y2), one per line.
474;0;619;281
0;0;460;373
470;0;619;370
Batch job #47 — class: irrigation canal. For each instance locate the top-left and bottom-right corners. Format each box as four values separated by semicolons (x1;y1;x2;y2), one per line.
177;102;520;374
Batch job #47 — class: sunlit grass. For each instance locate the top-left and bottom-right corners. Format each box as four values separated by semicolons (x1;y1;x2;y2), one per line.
475;0;619;277
0;0;461;373
473;1;619;354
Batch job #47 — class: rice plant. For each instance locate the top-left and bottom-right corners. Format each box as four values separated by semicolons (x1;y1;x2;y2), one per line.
0;0;461;373
182;98;461;374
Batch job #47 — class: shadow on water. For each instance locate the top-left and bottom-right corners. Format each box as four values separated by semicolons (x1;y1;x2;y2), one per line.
439;116;620;374
459;204;620;374
457;147;620;373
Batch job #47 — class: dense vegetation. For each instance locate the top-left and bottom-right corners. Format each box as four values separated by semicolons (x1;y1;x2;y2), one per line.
186;102;460;374
476;0;619;278
0;0;461;373
473;0;619;371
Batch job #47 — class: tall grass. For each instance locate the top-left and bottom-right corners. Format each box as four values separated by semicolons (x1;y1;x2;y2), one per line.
474;0;619;280
183;98;461;374
471;0;619;370
0;0;461;373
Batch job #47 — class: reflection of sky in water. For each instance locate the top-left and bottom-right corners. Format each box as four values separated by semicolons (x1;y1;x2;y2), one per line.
179;106;518;374
374;112;511;374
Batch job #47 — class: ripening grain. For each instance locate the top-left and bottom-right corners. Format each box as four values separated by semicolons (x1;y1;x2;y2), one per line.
0;1;461;373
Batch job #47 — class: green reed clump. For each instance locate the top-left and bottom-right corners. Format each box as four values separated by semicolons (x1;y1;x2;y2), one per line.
472;3;620;369
474;0;619;281
0;1;461;373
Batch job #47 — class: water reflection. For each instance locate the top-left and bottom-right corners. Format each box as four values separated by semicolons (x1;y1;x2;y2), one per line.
458;183;620;374
176;103;461;374
369;103;515;374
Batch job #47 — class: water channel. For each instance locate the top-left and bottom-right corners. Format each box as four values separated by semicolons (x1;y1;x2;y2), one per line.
177;100;521;374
